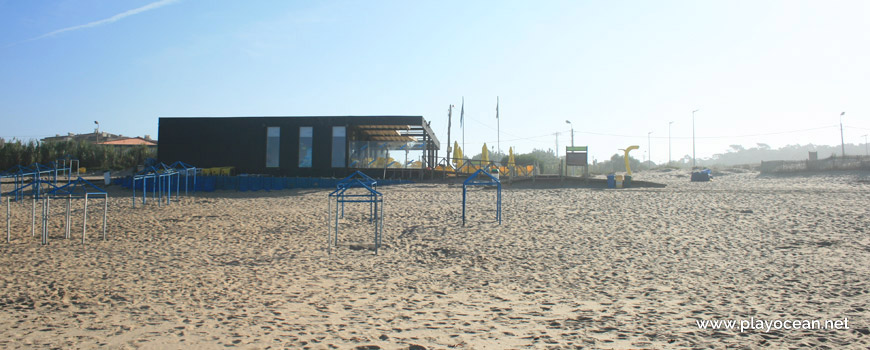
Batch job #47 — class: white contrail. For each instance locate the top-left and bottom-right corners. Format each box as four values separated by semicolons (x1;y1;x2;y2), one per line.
14;0;180;45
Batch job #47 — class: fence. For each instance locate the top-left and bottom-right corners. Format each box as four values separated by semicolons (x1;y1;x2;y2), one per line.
116;175;412;192
760;156;870;174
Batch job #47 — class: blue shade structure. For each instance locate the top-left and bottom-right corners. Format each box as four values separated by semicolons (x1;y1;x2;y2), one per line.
462;168;502;226
327;179;385;255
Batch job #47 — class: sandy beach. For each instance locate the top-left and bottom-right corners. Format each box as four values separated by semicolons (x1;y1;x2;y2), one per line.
1;171;869;349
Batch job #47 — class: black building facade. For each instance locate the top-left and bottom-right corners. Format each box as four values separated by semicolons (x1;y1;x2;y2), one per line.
158;116;440;178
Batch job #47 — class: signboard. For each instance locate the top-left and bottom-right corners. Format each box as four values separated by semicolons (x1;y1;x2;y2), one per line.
566;146;587;152
566;152;587;166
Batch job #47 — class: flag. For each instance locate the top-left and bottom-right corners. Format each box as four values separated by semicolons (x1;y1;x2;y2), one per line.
496;96;499;119
460;97;465;128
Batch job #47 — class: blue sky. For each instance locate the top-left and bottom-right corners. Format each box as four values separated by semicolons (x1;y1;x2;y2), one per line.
2;0;868;163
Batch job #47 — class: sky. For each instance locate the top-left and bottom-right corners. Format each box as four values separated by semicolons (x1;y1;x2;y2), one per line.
1;0;869;164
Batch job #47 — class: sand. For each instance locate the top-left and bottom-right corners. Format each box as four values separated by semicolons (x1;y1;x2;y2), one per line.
0;171;868;349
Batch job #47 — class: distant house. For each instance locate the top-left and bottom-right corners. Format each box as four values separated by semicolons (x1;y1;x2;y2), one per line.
97;136;157;148
42;130;122;144
41;130;156;147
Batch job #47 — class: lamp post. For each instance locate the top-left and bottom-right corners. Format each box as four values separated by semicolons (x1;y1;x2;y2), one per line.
647;131;652;170
692;109;699;169
565;120;574;147
840;112;846;157
668;121;673;166
566;120;575;176
863;134;868;156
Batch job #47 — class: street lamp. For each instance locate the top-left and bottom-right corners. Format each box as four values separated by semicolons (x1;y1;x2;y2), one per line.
565;120;574;147
692;109;699;169
565;120;575;176
840;112;846;157
647;131;652;170
668;121;673;166
863;134;868;156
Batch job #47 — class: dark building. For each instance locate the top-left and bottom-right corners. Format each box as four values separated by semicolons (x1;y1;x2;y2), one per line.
158;116;440;178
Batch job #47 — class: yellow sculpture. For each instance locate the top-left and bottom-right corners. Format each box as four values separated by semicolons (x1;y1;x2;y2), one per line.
622;145;639;176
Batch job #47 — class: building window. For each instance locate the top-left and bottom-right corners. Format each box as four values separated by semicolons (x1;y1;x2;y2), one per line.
266;127;280;168
299;127;313;168
332;126;346;168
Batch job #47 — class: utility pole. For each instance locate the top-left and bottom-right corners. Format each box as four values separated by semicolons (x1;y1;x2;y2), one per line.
496;97;500;160
461;98;465;159
840;112;846;157
566;120;574;176
863;134;868;156
648;131;652;170
668;121;673;166
447;104;453;165
692;109;699;169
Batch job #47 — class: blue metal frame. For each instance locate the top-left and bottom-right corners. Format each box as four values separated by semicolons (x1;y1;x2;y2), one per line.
337;171;378;219
45;177;109;243
169;161;198;196
1;164;62;201
1;165;34;202
132;164;179;208
327;179;384;255
462;168;502;226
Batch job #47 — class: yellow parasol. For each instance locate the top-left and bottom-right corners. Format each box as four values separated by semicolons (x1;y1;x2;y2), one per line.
508;146;516;169
453;141;463;168
481;143;489;164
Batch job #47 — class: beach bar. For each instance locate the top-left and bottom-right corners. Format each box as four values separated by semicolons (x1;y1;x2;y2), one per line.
158;116;440;178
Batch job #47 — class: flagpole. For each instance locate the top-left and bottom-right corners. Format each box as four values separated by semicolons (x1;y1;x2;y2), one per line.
496;96;500;161
447;104;453;166
461;97;465;160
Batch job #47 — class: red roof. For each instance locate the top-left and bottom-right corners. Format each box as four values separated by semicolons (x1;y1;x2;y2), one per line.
97;137;157;146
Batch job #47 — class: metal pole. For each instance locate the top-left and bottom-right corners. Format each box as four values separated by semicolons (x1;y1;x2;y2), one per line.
447;104;453;171
152;176;156;205
66;194;71;239
6;197;9;243
380;197;385;250
497;96;500;159
41;197;48;245
102;195;108;241
648;131;652;170
157;175;162;208
31;197;35;237
334;197;340;250
462;186;467;226
863;134;868;156
461;97;465;163
692;109;698;169
668;121;673;166
840;112;846;157
497;184;501;224
373;198;378;254
83;194;88;244
327;197;331;255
